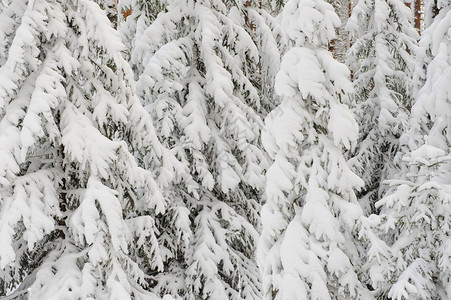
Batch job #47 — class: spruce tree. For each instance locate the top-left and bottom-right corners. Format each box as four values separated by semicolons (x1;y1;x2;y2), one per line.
257;0;373;298
368;1;451;298
118;0;168;71
0;0;177;298
239;0;285;114
346;0;419;214
125;0;272;298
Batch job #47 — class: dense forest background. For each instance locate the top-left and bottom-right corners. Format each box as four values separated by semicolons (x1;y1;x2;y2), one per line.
0;0;450;299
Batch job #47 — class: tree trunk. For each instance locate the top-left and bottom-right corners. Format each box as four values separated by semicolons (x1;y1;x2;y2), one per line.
328;0;352;63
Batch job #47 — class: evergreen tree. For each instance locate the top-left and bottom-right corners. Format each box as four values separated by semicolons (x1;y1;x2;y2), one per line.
413;0;441;97
239;0;285;114
118;0;168;69
126;0;272;298
0;0;178;298
257;0;373;298
0;0;27;67
346;0;419;214
368;2;451;298
423;0;442;27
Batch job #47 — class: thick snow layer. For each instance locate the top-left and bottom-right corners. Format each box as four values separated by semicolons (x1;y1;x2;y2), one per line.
328;102;359;150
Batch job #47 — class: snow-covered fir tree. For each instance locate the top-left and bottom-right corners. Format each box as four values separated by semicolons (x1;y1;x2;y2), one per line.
366;1;451;298
413;0;441;97
423;0;442;27
238;0;284;114
0;0;180;298
121;0;283;115
117;0;168;68
367;146;451;299
257;0;373;299
124;0;273;298
0;0;27;67
346;0;419;214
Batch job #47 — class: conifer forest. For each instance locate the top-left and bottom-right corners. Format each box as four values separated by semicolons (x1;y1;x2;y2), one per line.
0;0;450;299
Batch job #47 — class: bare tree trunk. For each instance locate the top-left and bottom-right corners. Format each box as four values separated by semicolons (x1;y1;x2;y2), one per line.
414;0;422;31
328;0;352;63
406;0;423;32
